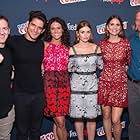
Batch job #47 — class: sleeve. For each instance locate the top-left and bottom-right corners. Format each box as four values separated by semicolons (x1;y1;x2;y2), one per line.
0;53;4;64
97;40;104;70
125;39;131;65
98;40;103;48
96;54;103;70
6;35;15;51
7;35;12;46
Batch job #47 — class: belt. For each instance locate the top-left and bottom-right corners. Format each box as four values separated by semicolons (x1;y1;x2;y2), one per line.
128;75;140;84
75;71;96;75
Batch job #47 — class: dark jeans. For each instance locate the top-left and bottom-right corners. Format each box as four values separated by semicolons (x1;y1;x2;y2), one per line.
128;79;140;140
14;92;44;140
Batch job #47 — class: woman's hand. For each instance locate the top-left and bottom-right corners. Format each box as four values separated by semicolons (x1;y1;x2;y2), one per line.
71;65;77;72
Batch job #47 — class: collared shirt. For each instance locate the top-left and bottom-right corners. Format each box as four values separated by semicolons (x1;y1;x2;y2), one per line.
128;32;140;80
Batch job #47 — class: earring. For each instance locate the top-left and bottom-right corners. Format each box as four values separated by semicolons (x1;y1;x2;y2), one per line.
77;37;79;42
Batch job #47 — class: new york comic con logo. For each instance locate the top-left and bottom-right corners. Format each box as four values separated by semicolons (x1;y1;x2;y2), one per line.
96;21;128;34
102;0;124;4
97;121;126;136
130;0;140;6
60;0;87;4
17;22;28;34
17;21;77;34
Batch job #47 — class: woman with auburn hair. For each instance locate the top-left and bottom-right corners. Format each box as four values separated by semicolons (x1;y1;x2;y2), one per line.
68;20;103;140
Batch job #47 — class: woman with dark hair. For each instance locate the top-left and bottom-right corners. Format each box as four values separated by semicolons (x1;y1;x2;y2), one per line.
68;20;103;140
43;17;70;140
98;15;131;140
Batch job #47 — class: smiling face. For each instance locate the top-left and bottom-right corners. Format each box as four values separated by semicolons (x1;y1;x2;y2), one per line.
107;18;122;37
135;11;140;32
50;21;63;41
0;19;10;45
76;26;92;43
25;18;45;41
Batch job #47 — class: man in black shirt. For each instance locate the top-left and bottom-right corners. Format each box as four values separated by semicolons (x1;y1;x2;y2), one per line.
0;15;15;140
8;11;47;140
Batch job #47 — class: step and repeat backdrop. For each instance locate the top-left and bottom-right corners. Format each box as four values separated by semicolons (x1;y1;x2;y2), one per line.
0;0;140;140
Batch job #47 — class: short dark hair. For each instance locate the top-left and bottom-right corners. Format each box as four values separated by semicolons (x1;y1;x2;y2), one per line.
135;9;140;16
0;15;10;27
28;11;47;29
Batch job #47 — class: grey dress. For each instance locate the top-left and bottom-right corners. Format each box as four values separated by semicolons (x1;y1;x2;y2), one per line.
68;46;103;119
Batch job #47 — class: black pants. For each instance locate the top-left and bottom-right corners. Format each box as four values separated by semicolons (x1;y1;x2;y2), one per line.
14;92;44;140
128;79;140;140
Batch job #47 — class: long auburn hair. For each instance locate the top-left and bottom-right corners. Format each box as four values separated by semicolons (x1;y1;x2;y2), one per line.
74;20;94;45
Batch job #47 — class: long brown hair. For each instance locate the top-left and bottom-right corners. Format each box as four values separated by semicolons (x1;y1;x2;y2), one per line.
44;17;70;48
104;15;125;40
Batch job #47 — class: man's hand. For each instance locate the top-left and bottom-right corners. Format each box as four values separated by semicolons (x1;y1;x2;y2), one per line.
0;53;4;63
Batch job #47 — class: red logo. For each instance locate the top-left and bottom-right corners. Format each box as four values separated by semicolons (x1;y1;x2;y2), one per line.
111;0;124;4
103;0;124;4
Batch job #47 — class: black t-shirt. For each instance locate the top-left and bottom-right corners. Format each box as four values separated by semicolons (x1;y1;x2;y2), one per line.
0;45;13;119
8;35;44;94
